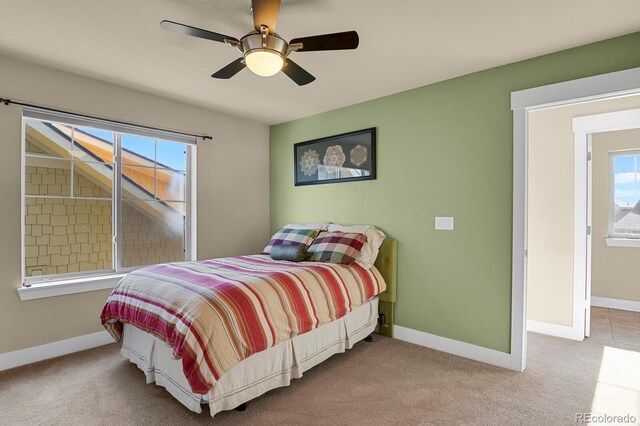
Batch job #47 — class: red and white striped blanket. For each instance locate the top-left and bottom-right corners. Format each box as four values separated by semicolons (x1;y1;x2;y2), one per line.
100;255;386;394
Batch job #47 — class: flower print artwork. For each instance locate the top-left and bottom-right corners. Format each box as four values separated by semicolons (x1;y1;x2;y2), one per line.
299;149;319;176
350;144;368;167
323;145;346;168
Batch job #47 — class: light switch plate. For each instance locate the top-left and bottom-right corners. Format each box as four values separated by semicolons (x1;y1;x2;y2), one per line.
435;216;454;230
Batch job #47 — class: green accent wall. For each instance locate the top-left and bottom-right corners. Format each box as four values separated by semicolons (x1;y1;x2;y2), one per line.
270;32;640;353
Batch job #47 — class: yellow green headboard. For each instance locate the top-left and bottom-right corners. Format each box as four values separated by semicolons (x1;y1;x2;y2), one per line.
374;239;397;338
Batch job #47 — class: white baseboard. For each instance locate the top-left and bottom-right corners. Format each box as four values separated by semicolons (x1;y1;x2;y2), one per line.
393;325;513;370
591;296;640;313
0;331;115;372
526;319;583;341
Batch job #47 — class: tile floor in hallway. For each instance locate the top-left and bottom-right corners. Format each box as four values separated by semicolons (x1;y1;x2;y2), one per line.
590;306;640;347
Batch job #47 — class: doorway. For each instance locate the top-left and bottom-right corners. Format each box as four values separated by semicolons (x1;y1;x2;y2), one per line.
509;67;640;372
524;100;640;343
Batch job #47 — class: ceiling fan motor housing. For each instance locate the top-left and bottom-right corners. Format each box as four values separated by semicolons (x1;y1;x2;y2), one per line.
241;32;288;59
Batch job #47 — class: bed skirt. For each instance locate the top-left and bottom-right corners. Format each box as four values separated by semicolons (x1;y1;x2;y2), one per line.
120;297;379;417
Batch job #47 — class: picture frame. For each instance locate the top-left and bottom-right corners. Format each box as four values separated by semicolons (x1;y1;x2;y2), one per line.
294;127;376;186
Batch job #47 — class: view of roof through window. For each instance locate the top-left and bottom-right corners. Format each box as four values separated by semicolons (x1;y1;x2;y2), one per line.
32;121;188;214
23;118;188;278
80;127;187;171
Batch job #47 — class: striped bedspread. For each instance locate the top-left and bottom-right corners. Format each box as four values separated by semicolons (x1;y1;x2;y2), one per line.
100;255;386;394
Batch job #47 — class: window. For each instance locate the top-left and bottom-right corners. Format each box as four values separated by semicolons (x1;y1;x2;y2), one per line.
609;150;640;239
22;110;194;285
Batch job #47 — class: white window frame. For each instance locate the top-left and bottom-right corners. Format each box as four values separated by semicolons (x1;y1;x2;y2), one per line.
19;108;197;300
608;149;640;240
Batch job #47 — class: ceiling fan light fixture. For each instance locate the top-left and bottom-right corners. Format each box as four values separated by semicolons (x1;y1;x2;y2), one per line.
245;49;284;77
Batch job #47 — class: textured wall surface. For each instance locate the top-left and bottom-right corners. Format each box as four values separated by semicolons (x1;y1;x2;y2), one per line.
24;196;113;276
270;32;640;353
23;171;185;276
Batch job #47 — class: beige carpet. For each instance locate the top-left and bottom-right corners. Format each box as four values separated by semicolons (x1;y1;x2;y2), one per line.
1;315;639;425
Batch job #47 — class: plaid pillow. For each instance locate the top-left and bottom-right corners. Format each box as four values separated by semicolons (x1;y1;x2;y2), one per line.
263;228;321;254
308;231;367;265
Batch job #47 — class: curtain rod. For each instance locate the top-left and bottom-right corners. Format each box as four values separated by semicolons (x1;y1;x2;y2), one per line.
0;97;213;141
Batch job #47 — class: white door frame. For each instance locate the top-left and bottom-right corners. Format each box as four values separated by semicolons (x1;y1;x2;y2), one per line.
573;108;640;337
509;67;640;372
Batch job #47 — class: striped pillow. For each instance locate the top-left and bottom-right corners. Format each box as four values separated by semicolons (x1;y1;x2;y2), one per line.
308;231;367;265
263;228;321;254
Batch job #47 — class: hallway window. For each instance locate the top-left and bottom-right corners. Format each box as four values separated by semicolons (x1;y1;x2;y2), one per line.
610;150;640;238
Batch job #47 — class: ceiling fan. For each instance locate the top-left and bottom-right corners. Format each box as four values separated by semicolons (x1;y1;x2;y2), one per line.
160;0;359;86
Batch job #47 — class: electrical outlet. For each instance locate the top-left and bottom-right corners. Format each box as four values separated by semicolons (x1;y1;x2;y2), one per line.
378;300;394;338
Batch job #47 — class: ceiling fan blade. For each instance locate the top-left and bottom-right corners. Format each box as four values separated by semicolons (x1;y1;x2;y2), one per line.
160;20;239;45
281;59;315;86
211;58;246;79
251;0;281;34
290;31;359;52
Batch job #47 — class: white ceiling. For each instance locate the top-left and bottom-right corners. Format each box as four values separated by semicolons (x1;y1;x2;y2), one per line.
1;0;639;124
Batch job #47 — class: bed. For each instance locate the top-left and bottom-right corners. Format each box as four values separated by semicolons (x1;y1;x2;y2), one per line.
101;239;397;417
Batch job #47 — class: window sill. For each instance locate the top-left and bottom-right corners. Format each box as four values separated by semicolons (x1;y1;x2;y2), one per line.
605;238;640;248
17;274;125;301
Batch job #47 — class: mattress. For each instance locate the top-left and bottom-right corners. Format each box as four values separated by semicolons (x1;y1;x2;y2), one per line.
120;297;379;417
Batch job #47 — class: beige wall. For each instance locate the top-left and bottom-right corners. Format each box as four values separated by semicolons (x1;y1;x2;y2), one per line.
591;129;640;302
528;96;640;326
0;52;270;355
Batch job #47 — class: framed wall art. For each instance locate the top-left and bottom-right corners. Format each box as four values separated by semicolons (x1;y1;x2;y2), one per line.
294;127;376;186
